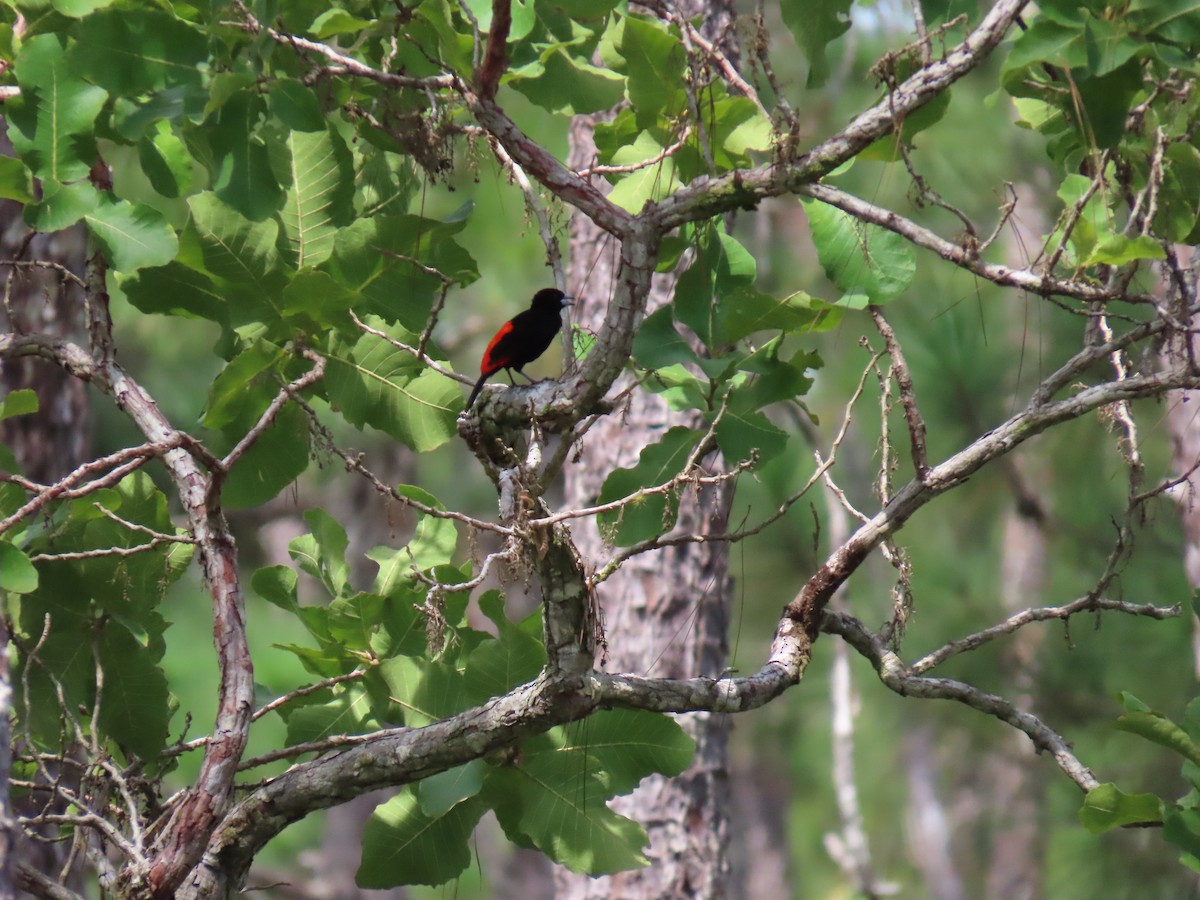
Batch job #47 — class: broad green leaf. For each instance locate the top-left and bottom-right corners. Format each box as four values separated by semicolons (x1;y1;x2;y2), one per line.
202;92;287;221
26;181;99;232
418;760;486;818
186;192;289;324
324;320;461;452
554;709;694;795
138;127;192;199
780;0;852;88
328;592;386;651
69;8;206;96
8;34;108;183
463;606;545;703
15;626;96;747
631;306;697;370
290;508;351;598
1079;783;1163;832
252;565;300;613
1074;58;1142;149
358;790;485;888
329;215;479;331
269;80;327;133
53;0;115;14
716;287;820;342
803;198;916;303
597;427;703;545
121;260;226;324
0;389;38;421
0;541;38;593
372;485;458;574
715;402;788;466
202;341;289;430
605;131;683;213
486;733;650;874
279;127;355;269
97;625;170;759
1083;234;1166;266
279;270;356;328
1165;807;1200;866
1116;709;1200;765
221;404;310;509
85;195;179;274
1155;143;1200;242
279;687;373;744
310;8;376;38
510;47;625;115
378;656;467;726
616;17;685;125
0;156;35;203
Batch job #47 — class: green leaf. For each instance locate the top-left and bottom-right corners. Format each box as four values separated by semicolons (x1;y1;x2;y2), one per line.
268;80;328;133
328;592;385;651
558;709;695;795
597;427;704;545
0;156;35;203
97;625;170;759
1116;709;1200;765
221;404;310;509
803;198;916;303
510;47;625;115
358;790;485;888
290;508;351;598
1082;234;1166;266
0;389;38;421
378;656;467;726
0;541;38;593
68;8;207;96
418;760;486;817
324;319;461;452
1165;807;1200;865
8;33;108;183
120;261;226;322
329;216;479;331
780;0;852;88
1079;783;1163;832
137;126;193;199
310;8;376;39
715;401;788;466
279;127;355;269
186;192;289;326
631;306;697;370
202;91;287;221
485;733;650;874
716;287;821;342
616;17;685;125
27;181;100;232
84;195;179;273
279;688;373;744
605;131;684;214
53;0;115;15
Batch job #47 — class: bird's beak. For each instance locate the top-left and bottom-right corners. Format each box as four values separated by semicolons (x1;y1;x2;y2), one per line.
562;295;575;308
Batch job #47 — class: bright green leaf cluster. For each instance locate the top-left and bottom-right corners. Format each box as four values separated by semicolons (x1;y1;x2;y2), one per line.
252;507;695;886
1082;691;1200;870
6;473;192;761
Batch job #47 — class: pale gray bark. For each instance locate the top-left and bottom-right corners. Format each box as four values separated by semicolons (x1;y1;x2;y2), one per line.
552;122;735;899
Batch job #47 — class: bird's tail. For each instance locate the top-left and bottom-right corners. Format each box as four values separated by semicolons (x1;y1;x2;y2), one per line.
465;373;488;410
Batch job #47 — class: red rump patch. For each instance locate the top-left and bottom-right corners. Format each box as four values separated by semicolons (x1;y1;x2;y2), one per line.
481;321;515;375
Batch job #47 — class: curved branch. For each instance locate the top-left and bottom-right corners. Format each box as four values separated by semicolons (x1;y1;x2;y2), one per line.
822;610;1100;792
650;0;1031;231
802;182;1156;303
0;330;254;897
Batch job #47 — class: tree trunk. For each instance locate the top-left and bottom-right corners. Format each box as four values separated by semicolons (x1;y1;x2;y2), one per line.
553;119;735;900
0;119;90;896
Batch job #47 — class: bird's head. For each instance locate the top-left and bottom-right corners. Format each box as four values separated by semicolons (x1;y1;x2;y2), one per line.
531;288;574;313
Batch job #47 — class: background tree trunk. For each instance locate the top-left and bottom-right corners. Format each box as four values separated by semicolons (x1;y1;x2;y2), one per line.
554;48;737;894
0;120;90;895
